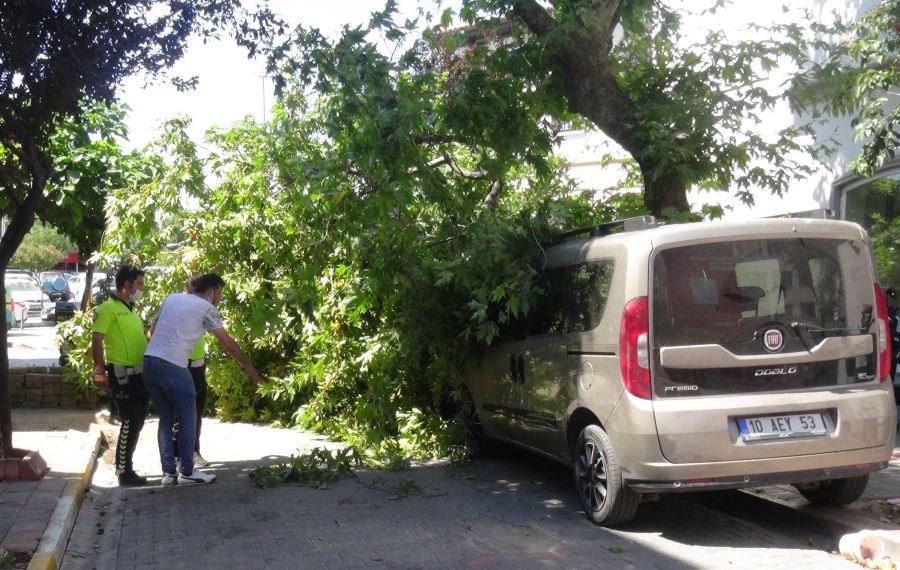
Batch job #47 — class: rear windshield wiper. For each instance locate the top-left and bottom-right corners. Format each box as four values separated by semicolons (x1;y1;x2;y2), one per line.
789;322;868;350
789;322;867;336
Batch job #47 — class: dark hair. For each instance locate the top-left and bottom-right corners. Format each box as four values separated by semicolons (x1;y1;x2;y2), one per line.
115;265;144;290
192;273;226;293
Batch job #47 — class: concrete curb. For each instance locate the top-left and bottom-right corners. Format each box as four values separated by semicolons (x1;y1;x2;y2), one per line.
26;425;102;570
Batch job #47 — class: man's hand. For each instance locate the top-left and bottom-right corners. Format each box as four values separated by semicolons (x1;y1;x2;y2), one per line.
211;328;262;386
245;365;261;386
93;369;109;389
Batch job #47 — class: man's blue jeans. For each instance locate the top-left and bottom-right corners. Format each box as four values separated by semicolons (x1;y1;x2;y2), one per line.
143;355;197;476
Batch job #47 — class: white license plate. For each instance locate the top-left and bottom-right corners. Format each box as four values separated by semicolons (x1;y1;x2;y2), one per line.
737;413;827;442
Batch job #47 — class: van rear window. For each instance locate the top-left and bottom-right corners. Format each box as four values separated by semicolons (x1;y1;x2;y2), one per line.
651;238;871;350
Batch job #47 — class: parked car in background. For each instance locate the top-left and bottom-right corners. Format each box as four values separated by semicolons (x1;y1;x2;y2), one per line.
39;271;73;302
67;272;108;303
6;277;49;323
7;269;40;287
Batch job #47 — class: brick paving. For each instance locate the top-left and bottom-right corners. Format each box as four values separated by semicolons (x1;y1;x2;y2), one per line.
0;430;87;555
62;419;859;569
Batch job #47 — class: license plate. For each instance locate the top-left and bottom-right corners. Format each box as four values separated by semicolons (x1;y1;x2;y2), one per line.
737;413;827;442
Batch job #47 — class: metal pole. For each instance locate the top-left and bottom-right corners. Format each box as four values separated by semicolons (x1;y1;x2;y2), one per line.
261;74;266;123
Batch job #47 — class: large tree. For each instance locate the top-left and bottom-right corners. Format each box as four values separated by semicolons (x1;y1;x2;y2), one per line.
54;2;864;461
61;1;821;459
0;0;278;457
433;0;815;214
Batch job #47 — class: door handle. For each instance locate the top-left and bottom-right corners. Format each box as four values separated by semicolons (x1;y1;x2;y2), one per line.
509;354;528;383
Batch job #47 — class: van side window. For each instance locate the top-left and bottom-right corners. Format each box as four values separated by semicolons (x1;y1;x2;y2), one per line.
497;311;528;342
527;268;569;337
527;262;615;337
568;262;614;333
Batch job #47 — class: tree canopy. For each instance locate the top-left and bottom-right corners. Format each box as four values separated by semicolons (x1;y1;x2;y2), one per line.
9;223;74;273
0;0;280;457
790;0;900;177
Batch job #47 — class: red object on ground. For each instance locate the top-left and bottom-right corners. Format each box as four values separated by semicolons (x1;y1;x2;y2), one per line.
0;448;48;481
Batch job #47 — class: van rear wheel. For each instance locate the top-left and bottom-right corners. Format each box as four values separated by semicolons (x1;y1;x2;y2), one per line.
795;474;869;506
573;425;639;526
457;388;491;457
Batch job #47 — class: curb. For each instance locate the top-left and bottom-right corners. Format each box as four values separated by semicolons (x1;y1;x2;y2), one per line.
26;425;102;570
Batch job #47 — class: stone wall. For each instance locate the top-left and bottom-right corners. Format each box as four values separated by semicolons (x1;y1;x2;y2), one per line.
7;367;99;409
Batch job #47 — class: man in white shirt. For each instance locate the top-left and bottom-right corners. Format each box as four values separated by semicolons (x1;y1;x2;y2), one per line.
143;273;261;485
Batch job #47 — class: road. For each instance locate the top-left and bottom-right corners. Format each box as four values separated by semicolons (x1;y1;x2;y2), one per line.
61;420;861;570
8;321;61;368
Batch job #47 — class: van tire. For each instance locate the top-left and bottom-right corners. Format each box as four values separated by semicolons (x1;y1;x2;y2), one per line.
458;387;491;456
795;474;869;506
573;425;639;526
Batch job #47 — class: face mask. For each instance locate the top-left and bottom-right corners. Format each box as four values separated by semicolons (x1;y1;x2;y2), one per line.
129;289;143;302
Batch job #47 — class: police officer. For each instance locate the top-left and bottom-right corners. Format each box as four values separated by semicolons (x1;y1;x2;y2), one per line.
91;265;150;486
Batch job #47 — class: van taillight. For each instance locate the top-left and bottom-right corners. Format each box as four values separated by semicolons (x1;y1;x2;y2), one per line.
875;284;891;382
619;296;651;399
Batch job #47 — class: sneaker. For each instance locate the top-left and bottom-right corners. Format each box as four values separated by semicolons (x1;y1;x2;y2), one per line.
161;472;177;486
118;471;148;487
192;452;209;467
178;469;216;485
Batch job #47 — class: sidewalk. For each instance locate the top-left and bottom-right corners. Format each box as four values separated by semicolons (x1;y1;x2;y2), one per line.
0;410;99;569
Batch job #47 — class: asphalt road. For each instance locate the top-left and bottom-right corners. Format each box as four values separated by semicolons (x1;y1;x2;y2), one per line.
7;322;62;368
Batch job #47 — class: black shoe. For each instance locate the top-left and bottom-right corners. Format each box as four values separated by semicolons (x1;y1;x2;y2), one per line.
118;471;148;486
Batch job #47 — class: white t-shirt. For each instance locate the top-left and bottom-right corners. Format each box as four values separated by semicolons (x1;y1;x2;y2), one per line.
145;293;224;367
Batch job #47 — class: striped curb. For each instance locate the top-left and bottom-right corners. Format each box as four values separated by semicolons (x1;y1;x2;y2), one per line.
26;425;102;570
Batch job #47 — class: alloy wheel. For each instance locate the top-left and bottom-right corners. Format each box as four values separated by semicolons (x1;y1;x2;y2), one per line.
577;440;608;511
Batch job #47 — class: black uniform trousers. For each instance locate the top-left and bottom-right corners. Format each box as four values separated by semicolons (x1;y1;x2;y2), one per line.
106;364;150;474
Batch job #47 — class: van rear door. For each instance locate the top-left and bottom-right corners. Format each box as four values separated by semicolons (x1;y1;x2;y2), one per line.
650;235;889;463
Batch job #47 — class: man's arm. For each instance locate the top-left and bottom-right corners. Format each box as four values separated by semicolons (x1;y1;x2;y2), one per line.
209;328;261;385
91;332;109;388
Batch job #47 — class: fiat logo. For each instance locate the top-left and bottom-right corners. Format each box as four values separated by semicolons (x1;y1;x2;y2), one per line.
763;329;784;352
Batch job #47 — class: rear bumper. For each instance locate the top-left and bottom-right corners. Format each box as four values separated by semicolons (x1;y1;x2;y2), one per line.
23;304;43;317
605;382;896;492
626;448;891;492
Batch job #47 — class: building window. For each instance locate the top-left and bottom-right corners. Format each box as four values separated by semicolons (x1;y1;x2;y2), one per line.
840;169;900;229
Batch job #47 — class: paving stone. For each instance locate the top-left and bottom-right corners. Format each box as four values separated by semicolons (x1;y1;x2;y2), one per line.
59;418;880;569
1;529;42;552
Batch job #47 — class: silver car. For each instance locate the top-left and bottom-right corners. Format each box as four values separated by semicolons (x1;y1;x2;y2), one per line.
463;214;896;526
6;277;48;321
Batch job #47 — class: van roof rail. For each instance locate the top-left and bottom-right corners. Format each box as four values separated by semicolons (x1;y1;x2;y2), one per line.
555;215;658;242
768;208;834;220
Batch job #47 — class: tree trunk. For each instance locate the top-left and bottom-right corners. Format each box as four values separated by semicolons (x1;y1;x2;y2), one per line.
510;1;692;218
643;169;690;216
80;259;95;311
0;184;45;457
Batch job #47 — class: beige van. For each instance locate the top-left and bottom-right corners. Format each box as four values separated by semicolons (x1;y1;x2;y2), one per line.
462;214;896;526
